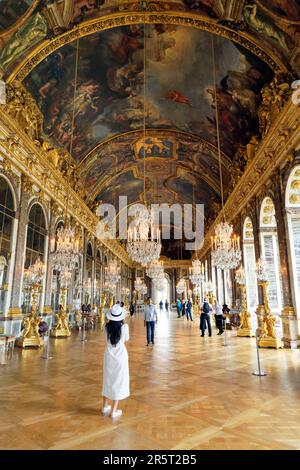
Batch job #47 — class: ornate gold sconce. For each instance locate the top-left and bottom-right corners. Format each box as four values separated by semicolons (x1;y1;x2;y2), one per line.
17;282;43;348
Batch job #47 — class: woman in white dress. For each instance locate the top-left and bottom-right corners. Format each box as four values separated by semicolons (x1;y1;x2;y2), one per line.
102;302;129;419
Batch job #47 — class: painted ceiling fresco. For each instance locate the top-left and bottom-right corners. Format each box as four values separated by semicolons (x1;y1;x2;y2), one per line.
0;0;35;31
25;24;273;161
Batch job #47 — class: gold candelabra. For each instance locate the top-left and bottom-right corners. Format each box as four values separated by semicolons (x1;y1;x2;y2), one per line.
237;284;255;337
17;283;43;348
256;280;283;348
50;287;71;337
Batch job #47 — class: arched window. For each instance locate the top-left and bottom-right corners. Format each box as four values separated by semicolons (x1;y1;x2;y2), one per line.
243;217;258;311
25;204;46;268
259;197;283;312
0;177;15;313
285;166;300;319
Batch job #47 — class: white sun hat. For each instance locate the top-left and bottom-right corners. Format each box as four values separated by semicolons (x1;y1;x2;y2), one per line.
106;304;127;322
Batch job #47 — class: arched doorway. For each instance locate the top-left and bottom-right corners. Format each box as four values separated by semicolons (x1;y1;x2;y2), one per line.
259;197;283;316
285;166;300;323
151;273;171;307
243;217;258;313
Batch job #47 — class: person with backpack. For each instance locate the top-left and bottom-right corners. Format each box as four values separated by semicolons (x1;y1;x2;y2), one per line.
200;298;212;337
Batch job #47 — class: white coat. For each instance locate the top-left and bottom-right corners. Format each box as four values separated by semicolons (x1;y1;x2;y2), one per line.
102;323;130;401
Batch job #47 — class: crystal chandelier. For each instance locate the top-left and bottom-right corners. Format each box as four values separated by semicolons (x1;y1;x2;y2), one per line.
52;224;80;272
189;259;205;286
211;222;241;270
146;259;164;279
105;259;121;285
256;258;269;281
127;208;161;265
176;278;186;295
25;257;45;285
134;277;147;294
210;38;241;271
126;16;162;266
235;264;246;285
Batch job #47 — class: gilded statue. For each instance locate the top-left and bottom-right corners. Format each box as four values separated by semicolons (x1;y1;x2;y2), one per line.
266;314;277;339
0;13;48;70
55;311;69;331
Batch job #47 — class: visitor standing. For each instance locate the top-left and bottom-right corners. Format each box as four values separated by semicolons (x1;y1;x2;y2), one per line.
144;297;158;346
186;298;193;321
129;302;135;317
214;300;224;334
176;298;182;318
102;304;129;419
200;298;212;337
165;300;169;312
159;300;163;312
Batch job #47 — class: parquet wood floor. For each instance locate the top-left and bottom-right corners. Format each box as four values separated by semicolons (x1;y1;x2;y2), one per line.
1;310;300;450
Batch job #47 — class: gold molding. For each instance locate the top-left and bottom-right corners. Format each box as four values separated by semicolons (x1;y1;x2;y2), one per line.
7;11;287;83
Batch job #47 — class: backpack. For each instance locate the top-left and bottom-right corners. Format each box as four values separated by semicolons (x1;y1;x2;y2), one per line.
203;302;210;314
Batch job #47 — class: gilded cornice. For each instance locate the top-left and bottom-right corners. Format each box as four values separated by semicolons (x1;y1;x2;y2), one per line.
0;107;132;267
7;11;288;83
196;98;300;259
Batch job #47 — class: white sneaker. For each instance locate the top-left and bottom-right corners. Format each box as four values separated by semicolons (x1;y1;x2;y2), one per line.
111;409;122;419
102;404;111;415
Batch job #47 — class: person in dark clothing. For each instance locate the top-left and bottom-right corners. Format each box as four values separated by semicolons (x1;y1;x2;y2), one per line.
186;298;193;321
200;298;212;337
222;303;230;331
165;300;169;311
181;298;187;317
159;300;163;311
129;302;135;316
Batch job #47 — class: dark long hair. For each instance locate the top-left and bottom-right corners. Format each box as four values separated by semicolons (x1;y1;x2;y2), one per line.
106;320;123;346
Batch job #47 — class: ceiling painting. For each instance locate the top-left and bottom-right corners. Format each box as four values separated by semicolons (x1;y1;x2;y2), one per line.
24;23;273;162
0;0;36;32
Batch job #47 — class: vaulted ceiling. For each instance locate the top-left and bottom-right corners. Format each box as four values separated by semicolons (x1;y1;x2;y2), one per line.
1;0;299;258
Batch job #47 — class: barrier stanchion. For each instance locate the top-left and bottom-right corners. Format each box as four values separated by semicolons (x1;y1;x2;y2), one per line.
252;329;267;377
81;317;87;342
41;332;53;360
223;315;228;347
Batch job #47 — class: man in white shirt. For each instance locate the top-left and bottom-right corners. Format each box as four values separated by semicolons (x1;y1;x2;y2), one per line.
144;297;158;347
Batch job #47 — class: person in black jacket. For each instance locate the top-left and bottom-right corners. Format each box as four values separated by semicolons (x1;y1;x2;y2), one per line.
200;298;212;337
129;302;135;316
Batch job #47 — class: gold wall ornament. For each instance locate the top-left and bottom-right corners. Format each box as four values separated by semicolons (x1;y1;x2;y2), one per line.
4;81;43;141
7;11;288;85
50;287;71;338
16;283;43;349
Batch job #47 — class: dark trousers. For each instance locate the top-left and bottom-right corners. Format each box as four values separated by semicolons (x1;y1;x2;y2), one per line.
146;321;155;344
216;315;223;333
186;309;193;321
200;313;212;336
